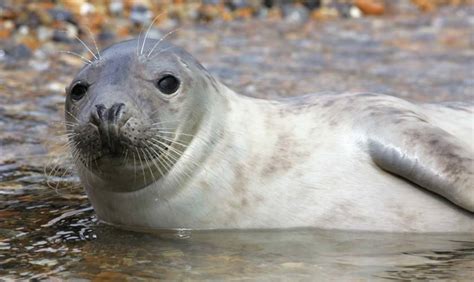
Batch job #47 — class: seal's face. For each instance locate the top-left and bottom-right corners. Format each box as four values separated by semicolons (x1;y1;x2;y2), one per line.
65;39;213;191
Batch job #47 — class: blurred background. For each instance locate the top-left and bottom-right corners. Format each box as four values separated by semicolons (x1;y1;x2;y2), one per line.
2;0;473;100
1;1;474;280
1;1;472;66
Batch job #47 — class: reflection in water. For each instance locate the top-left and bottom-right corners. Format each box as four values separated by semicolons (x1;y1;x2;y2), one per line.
75;227;473;280
1;187;473;281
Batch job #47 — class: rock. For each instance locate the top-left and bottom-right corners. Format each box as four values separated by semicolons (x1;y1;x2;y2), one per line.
0;20;14;39
228;0;262;10
311;7;339;20
97;29;116;43
198;4;222;22
263;0;275;8
354;0;385;15
48;8;76;24
303;0;322;10
385;0;419;14
335;3;356;18
52;30;72;43
109;0;124;15
37;26;53;42
129;5;152;26
203;0;221;4
51;24;78;43
79;2;95;15
7;44;32;60
349;6;363;18
0;49;6;61
282;4;310;24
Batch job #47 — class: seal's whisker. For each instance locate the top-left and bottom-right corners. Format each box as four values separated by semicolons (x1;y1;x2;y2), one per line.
154;132;212;152
136;148;147;184
149;138;202;174
146;27;181;58
142;148;158;182
52;162;75;193
73;34;98;61
49;120;76;126
132;151;138;184
153;146;174;173
149;119;181;125
146;145;168;178
65;110;81;123
151;136;188;149
157;143;207;184
85;26;101;60
122;149;129;166
150;138;187;160
153;130;206;144
147;46;176;60
149;129;196;137
150;120;180;126
58;132;78;138
149;127;181;131
148;141;196;182
154;129;215;144
141;12;165;56
59;51;92;65
45;162;71;191
155;146;186;176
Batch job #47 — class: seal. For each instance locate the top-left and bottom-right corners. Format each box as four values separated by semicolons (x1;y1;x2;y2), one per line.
65;39;474;232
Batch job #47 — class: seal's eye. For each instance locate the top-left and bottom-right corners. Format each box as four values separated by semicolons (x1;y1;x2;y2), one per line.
70;83;88;101
156;75;180;95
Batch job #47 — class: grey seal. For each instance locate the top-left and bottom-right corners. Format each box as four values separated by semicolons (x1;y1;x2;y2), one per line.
65;39;474;232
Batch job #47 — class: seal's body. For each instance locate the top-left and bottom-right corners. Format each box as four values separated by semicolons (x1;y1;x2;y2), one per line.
66;39;474;232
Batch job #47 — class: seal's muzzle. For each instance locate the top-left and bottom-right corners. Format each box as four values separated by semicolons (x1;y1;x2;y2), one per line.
90;103;126;156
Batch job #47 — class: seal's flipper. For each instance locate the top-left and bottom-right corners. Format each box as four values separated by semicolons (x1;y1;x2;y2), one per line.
367;120;474;212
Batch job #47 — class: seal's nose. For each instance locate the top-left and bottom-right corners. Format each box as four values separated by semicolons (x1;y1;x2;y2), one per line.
91;103;125;126
90;103;126;155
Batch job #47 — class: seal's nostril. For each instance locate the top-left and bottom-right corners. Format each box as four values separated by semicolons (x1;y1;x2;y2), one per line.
108;103;126;123
91;104;106;125
96;104;106;119
90;103;126;126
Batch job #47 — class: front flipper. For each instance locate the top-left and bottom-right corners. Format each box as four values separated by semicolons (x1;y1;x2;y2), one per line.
366;118;474;212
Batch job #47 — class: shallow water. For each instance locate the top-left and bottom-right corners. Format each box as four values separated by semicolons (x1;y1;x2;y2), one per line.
1;6;474;280
2;203;474;280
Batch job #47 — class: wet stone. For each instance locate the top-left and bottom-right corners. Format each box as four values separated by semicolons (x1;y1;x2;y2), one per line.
47;8;76;24
130;5;152;26
282;4;310;24
3;44;32;61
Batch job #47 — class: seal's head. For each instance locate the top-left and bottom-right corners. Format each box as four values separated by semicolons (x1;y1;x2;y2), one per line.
65;39;217;191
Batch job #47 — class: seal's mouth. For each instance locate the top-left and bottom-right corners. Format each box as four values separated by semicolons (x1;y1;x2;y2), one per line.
71;115;179;174
90;131;175;167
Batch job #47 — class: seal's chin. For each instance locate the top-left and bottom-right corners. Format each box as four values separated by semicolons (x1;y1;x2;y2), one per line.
84;140;172;176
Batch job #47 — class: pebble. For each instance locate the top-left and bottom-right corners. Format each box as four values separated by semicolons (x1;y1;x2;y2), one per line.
6;44;32;60
30;258;58;267
355;0;385;15
109;0;124;15
48;8;75;24
0;0;462;54
130;5;152;26
282;4;310;24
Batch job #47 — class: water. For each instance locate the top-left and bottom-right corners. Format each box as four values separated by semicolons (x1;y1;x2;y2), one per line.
2;202;473;280
1;6;473;280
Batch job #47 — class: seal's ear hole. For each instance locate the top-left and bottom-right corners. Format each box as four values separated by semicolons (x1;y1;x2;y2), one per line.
70;82;88;101
156;75;180;95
